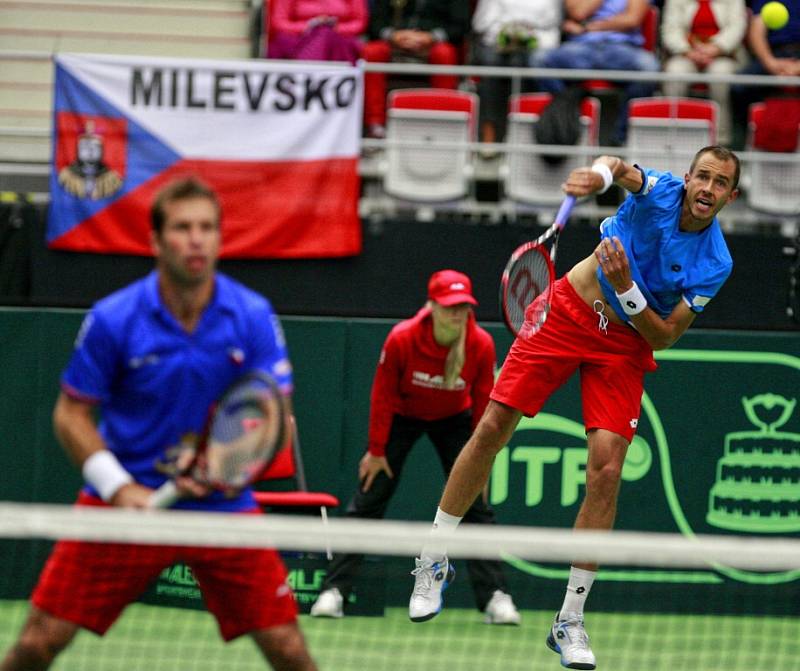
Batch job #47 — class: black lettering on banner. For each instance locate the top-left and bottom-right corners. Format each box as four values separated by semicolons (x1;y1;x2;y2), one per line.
129;66;357;113
131;68;163;107
243;72;271;111
274;75;297;111
214;71;236;110
169;69;179;108
186;70;206;109
335;76;357;108
303;77;329;111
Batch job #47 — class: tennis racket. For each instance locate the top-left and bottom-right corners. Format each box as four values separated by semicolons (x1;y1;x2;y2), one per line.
500;195;576;337
148;371;287;509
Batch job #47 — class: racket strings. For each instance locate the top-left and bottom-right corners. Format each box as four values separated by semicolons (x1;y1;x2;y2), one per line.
504;244;554;335
205;384;284;488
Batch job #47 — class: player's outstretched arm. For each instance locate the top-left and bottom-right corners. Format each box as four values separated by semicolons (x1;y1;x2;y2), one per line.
563;156;643;197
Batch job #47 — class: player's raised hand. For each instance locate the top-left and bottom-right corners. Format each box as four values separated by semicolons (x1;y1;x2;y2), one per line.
563;166;605;197
595;236;632;293
359;452;393;493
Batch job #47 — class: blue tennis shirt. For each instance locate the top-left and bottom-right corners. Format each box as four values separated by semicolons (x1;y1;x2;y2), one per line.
62;271;293;511
597;167;733;324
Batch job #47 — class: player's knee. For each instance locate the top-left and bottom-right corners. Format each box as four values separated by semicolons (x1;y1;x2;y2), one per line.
9;610;76;669
586;460;623;497
256;625;315;671
473;405;518;454
7;633;69;670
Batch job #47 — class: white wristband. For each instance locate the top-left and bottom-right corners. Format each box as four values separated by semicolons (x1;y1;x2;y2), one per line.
82;450;133;502
615;281;647;316
591;163;614;194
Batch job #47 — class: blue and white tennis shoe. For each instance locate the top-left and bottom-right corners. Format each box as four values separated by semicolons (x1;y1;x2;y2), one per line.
546;611;596;669
408;556;455;622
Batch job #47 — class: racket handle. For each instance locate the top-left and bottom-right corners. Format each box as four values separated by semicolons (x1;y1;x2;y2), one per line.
148;481;180;509
555;195;577;230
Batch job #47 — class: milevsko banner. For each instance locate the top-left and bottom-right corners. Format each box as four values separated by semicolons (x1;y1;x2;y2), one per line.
48;53;362;258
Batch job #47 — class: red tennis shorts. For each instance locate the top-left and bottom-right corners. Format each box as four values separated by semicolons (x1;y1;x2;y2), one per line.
492;277;657;442
32;493;297;640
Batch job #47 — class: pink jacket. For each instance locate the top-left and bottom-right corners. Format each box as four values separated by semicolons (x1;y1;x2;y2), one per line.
271;0;368;37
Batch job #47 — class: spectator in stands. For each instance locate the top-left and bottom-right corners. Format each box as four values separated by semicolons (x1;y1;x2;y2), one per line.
531;0;661;144
362;0;471;138
309;270;520;626
471;0;563;153
730;0;800;149
267;0;368;64
661;0;748;146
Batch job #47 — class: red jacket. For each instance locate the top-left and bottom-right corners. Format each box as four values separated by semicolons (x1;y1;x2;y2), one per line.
367;308;496;456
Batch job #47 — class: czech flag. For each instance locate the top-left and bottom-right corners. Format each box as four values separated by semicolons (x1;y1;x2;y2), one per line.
48;53;362;258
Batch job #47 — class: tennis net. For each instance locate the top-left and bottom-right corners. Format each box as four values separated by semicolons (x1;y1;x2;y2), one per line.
0;502;799;671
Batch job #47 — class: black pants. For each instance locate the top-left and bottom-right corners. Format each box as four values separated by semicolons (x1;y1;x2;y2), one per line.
321;411;508;612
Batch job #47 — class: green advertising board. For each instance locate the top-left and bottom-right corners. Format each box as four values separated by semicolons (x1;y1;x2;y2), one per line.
0;309;798;611
490;345;800;590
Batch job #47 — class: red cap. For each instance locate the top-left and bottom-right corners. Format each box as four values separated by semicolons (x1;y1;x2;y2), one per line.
427;269;478;306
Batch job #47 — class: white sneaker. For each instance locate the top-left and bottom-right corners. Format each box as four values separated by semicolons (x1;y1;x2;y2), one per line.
408;557;455;622
483;590;521;625
310;588;344;618
546;612;596;669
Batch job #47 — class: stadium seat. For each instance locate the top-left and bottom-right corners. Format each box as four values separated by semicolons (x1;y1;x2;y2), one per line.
625;97;717;177
501;93;600;206
744;102;800;216
253;416;339;521
381;88;478;202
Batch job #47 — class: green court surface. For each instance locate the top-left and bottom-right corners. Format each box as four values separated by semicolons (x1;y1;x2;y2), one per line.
0;602;797;670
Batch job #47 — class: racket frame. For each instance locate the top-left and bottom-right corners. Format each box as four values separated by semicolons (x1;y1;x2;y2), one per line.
500;195;576;337
148;370;287;509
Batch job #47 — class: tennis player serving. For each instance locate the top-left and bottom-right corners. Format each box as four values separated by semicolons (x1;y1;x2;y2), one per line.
1;178;317;671
409;146;740;670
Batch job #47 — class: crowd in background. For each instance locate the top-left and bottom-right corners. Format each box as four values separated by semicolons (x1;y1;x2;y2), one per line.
262;0;800;151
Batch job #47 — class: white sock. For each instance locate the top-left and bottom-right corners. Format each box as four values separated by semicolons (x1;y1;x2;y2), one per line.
421;507;462;562
559;567;596;619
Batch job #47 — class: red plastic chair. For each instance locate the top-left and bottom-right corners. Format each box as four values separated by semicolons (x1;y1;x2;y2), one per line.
388;88;480;141
253;416;339;517
503;93;601;205
625;96;717;175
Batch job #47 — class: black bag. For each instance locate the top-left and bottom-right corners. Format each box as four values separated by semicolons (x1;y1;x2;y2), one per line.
534;85;585;165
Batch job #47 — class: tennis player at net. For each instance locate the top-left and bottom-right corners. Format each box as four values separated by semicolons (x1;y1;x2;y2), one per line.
0;178;317;671
410;147;740;669
311;270;520;625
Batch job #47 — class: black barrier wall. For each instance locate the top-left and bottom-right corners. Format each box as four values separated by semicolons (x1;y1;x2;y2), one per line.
1;201;797;330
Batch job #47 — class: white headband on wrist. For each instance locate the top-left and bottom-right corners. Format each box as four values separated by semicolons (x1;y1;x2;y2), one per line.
615;281;647;316
591;163;614;194
82;450;134;502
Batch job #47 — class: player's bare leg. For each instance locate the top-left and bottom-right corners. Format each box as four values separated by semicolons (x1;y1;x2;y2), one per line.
573;427;630;569
439;401;522;518
410;401;521;622
0;606;78;671
548;428;629;670
251;623;318;671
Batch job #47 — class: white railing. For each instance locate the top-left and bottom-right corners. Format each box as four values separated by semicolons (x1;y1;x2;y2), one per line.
1;50;797;233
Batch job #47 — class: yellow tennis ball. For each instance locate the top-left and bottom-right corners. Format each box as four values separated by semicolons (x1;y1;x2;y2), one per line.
761;1;789;30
